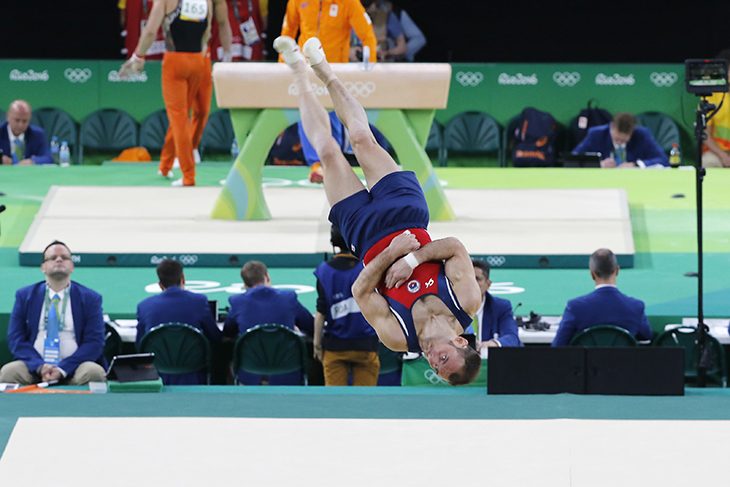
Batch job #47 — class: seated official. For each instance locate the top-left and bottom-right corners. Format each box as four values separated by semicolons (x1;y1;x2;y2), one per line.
136;259;222;384
552;248;652;346
225;260;314;385
1;100;53;165
572;112;668;168
463;260;522;351
0;241;106;385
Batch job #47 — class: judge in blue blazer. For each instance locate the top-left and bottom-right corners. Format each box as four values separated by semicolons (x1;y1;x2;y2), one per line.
136;259;222;384
552;248;653;346
224;260;314;385
572;112;668;168
464;260;522;350
0;100;53;165
0;241;106;385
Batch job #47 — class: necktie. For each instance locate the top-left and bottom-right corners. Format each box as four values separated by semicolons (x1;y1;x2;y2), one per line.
44;294;61;365
12;137;24;163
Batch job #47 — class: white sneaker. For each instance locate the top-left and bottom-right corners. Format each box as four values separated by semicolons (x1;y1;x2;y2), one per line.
303;37;325;66
193;149;201;164
273;36;304;66
157;169;174;179
173;157;180;169
171;178;184;187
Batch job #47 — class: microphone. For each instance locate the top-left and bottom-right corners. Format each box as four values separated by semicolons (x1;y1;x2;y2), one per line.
512;302;523;317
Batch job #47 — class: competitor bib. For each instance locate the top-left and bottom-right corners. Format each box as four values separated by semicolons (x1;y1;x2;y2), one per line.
180;0;208;21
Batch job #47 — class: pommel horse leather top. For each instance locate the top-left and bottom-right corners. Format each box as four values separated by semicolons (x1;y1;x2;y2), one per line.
212;62;451;109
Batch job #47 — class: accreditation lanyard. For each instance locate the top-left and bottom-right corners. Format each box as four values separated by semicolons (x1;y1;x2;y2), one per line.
43;287;69;332
231;0;260;46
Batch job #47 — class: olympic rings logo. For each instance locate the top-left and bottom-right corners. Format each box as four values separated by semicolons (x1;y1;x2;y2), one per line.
64;68;92;84
178;254;199;266
343;81;376;98
552;71;581;87
287;82;329;97
486;256;507;267
649;72;678;87
455;71;484;87
423;368;448;385
288;81;376;98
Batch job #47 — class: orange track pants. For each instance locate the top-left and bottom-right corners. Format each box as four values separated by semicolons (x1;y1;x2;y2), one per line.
159;51;207;186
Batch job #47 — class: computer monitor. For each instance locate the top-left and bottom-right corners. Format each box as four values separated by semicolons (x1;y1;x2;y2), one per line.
559;152;602;168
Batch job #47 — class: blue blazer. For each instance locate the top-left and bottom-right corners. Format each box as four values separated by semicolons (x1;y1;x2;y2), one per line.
225;286;313;386
0;122;53;164
225;286;314;337
552;286;653;346
573;124;668;167
135;286;221;348
464;293;522;347
7;281;105;377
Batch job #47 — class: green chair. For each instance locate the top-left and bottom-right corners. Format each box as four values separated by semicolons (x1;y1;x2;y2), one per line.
377;342;403;376
139;109;169;153
139;323;211;382
31;107;79;161
199;109;234;158
425;119;445;166
103;322;123;365
653;326;726;386
232;324;308;385
569;325;638;347
79;108;138;163
443;111;502;166
636;111;681;156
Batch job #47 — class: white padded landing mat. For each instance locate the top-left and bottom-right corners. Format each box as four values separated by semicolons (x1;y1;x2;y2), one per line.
0;417;725;487
18;186;634;267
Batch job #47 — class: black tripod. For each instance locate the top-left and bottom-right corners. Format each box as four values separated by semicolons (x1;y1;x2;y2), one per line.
691;97;720;387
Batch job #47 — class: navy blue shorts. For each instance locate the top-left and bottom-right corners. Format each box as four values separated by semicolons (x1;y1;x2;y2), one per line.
328;171;430;257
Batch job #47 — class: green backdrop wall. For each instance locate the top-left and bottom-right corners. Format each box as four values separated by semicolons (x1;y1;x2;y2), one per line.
0;60;698;153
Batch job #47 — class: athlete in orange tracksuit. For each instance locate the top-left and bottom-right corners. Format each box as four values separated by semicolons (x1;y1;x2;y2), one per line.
160;0;231;179
121;0;216;186
280;0;377;63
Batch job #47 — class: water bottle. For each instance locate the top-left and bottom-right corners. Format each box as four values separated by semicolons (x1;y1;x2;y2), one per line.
230;139;239;161
669;143;681;168
362;45;370;71
59;140;70;167
50;136;60;165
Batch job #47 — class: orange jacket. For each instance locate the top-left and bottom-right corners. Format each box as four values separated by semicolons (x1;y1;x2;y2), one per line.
281;0;377;63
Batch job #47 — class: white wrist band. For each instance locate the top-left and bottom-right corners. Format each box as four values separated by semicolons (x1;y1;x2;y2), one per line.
403;252;419;270
131;53;144;63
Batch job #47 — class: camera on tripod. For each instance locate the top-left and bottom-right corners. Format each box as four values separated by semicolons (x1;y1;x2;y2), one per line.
685;58;729;96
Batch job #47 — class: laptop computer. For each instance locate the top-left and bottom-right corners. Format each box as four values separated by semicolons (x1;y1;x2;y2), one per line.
106;353;159;382
559;152;602;168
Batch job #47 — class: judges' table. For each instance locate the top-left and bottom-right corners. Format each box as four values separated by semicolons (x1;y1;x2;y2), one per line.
211;62;454;221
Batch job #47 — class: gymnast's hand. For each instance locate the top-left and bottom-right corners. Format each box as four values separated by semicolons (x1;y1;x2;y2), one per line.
119;54;145;78
384;232;420;288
